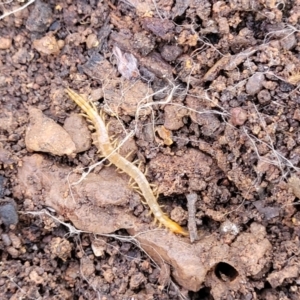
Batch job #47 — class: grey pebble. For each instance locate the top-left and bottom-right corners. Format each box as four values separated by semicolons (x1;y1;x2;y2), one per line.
246;72;265;95
0;175;5;198
0;198;18;227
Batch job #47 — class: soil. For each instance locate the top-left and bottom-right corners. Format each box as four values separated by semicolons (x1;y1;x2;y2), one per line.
1;0;300;299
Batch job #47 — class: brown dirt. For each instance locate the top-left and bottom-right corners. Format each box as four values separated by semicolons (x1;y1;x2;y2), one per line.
1;0;300;299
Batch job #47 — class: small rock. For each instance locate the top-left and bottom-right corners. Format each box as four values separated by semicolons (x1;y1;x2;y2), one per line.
103;269;114;283
50;237;72;261
91;239;106;257
161;45;182;62
267;265;299;288
1;233;12;246
0;148;15;165
6;246;19;258
253;201;280;221
170;206;188;225
230;107;247;126
156;125;173;146
29;269;44;284
12;48;34;65
142;17;175;40
86;33;99;49
26;1;53;33
220;220;240;236
0;37;12;50
63;114;91;153
25;107;76;156
246;72;265;95
133;31;155;56
293;109;300;121
130;273;146;289
33;35;60;55
8;232;22;248
0;198;18;227
280;33;297;50
89;88;103;101
257;89;271;104
0;75;7;87
80;257;95;277
164;105;187;130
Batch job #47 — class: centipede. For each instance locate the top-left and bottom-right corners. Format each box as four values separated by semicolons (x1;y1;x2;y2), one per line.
66;88;188;236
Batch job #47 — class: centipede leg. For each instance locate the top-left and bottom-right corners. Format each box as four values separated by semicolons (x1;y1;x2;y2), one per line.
99;110;104;119
90;100;97;111
128;177;134;185
144;166;149;176
109;134;117;140
150;184;159;196
152;217;158;225
137;161;143;170
105;161;113;167
130;183;140;190
79;113;89;119
125;150;134;160
111;139;119;148
132;159;139;165
135;190;143;196
106;121;112;131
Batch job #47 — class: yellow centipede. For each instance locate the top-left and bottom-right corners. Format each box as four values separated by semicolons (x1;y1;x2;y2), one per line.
66;88;188;236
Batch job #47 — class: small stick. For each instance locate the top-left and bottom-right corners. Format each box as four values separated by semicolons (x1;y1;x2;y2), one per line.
186;193;198;243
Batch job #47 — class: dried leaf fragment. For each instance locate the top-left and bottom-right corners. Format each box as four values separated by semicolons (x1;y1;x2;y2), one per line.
112;46;139;80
